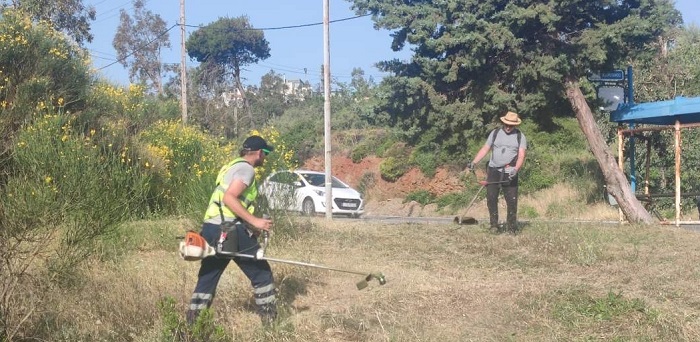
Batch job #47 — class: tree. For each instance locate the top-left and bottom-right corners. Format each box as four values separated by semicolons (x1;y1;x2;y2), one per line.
1;0;96;45
251;70;288;121
186;16;270;132
634;26;700;102
351;0;682;223
113;0;171;95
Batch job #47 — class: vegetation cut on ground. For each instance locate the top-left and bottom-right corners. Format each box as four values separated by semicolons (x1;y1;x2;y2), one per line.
29;217;700;341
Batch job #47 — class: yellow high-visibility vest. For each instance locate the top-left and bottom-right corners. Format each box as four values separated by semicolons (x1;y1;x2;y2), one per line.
203;158;258;222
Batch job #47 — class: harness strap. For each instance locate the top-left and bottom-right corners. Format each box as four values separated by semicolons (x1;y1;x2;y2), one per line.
490;128;522;167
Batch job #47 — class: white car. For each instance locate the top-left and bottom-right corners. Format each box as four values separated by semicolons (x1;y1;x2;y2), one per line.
260;170;365;217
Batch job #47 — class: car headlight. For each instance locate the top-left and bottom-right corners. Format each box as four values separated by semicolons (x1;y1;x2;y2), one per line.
313;190;324;197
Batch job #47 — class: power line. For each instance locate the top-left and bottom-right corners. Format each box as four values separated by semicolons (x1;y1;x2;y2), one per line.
183;13;371;31
90;12;386;81
93;0;134;24
92;13;373;70
97;23;177;71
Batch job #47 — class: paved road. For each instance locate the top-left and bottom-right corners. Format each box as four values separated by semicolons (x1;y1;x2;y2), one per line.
335;214;700;231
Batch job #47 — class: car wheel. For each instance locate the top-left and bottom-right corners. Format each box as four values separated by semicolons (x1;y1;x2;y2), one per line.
302;198;315;216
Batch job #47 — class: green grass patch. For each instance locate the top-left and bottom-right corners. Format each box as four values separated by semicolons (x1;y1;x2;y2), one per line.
552;288;659;326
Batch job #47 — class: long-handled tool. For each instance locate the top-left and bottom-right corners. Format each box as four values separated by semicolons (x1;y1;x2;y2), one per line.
454;179;512;225
454;184;485;225
233;252;386;289
178;231;386;290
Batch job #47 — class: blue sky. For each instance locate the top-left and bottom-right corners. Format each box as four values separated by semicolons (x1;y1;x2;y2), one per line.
86;0;409;87
85;0;700;87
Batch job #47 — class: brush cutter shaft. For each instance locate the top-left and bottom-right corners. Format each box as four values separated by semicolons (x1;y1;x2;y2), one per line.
233;253;368;276
180;232;366;276
465;184;485;212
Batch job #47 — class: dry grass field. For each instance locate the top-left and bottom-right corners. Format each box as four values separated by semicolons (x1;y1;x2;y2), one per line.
41;213;700;342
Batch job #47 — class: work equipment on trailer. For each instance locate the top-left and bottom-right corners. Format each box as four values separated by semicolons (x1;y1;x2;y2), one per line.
178;230;386;290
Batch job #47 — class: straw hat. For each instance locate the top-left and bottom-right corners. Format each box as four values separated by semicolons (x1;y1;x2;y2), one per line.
500;111;522;126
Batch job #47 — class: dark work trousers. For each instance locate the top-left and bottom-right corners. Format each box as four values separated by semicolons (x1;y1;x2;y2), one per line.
186;222;276;324
486;166;519;230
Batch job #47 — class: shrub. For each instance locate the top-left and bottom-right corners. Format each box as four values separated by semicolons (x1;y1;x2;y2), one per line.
0;8;91;161
379;156;409;182
356;171;376;198
520;205;539;219
410;147;439;178
382;141;409;159
249;126;299;180
435;191;473;212
375;133;401;157
269;106;322;162
404;190;436;206
1;113;152;338
82;82;180;131
137;120;236;218
351;143;372;163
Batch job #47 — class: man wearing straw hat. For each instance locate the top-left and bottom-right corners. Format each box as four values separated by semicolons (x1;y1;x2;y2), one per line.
466;111;528;234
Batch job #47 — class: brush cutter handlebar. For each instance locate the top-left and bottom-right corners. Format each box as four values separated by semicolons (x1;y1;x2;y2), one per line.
478;179;511;186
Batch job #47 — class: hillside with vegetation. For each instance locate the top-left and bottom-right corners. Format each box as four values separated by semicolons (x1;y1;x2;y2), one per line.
2;1;700;340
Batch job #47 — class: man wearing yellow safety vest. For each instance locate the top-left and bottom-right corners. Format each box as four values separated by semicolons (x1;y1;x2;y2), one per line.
186;135;276;325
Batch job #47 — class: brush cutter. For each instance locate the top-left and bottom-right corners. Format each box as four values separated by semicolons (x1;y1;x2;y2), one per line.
454;179;512;225
454;184;485;225
178;231;386;290
454;168;482;225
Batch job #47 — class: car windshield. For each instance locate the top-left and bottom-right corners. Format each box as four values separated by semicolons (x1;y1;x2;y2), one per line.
300;173;348;188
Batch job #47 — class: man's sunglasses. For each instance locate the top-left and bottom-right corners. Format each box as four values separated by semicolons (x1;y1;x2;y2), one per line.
261;148;271;156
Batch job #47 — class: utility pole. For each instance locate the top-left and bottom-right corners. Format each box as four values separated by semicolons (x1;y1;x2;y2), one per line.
180;0;188;124
323;0;332;219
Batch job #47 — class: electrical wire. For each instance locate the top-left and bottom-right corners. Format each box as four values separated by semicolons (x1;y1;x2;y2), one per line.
182;13;371;31
96;23;177;70
91;12;382;79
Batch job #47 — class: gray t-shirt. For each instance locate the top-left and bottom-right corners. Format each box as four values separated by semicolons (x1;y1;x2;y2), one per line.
486;128;527;168
204;161;256;224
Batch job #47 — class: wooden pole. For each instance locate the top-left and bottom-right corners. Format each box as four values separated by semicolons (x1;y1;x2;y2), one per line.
617;127;624;223
675;120;681;226
180;0;188;124
645;138;651;197
323;0;332;219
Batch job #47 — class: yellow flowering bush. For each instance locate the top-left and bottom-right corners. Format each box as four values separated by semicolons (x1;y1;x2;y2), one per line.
88;82;147;119
249;126;299;181
137;120;237;215
10;113;152;218
0;8;91;126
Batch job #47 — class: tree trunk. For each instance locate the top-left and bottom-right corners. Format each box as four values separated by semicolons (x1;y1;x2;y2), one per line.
233;65;254;130
564;77;654;224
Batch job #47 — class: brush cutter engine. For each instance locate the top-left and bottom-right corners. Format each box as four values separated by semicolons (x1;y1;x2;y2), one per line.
179;231;216;261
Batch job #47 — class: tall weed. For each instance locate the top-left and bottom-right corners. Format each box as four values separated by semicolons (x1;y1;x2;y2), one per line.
1;113;152;339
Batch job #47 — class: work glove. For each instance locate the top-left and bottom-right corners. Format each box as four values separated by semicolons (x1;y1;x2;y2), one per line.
465;161;475;172
506;166;518;180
